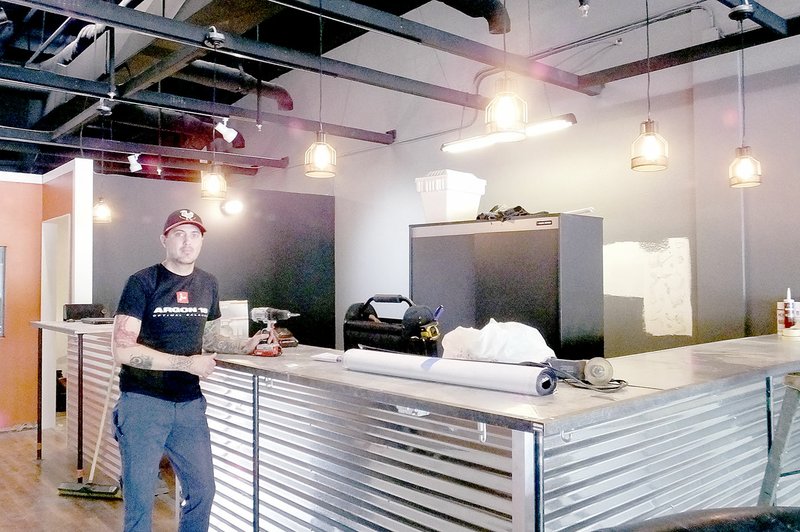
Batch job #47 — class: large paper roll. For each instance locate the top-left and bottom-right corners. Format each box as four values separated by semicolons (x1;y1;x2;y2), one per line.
342;349;557;396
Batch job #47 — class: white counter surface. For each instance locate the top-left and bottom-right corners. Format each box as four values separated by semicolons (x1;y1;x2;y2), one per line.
217;334;800;434
32;319;113;336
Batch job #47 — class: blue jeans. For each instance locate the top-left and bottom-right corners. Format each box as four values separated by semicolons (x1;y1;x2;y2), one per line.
113;392;216;532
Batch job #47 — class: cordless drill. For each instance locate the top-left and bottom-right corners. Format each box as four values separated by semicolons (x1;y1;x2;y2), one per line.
250;307;299;357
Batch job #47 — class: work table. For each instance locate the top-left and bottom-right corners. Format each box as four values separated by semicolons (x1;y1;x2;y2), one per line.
36;322;800;531
216;335;800;435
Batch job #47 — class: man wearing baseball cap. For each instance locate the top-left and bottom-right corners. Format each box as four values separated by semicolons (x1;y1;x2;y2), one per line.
111;208;268;532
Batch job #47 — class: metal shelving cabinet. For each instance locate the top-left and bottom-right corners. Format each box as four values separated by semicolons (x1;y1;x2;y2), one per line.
409;214;603;359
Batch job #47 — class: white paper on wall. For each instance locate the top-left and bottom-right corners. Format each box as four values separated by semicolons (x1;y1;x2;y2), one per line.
603;237;692;336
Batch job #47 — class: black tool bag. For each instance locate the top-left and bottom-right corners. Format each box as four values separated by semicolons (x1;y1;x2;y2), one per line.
343;294;440;356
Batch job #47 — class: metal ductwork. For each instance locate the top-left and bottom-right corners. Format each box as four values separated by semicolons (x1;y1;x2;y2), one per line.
436;0;510;34
39;22;107;69
172;60;293;111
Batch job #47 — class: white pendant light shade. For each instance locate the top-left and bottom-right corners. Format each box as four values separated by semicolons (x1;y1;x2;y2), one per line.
631;119;668;171
93;198;112;224
485;81;528;143
201;165;227;200
729;146;762;188
304;131;337;178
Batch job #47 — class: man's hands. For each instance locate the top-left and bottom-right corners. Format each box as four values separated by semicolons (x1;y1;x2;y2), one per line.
189;353;217;379
203;319;275;355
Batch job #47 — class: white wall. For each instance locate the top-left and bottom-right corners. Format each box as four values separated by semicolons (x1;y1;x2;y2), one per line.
244;1;800;353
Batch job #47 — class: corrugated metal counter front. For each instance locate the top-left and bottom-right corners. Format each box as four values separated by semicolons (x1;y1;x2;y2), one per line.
206;336;800;531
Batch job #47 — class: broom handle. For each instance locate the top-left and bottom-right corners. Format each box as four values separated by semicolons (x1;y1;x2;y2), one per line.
88;360;117;483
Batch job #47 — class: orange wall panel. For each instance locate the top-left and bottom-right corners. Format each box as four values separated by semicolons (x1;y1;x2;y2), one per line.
43;173;73;221
0;181;43;428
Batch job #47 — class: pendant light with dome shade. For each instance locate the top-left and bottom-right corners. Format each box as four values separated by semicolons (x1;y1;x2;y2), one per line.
305;1;336;178
631;0;668;172
728;1;762;188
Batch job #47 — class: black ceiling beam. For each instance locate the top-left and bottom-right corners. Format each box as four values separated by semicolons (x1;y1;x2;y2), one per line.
12;0;489;110
714;0;788;35
0;124;289;168
578;15;800;89
0;63;396;144
270;0;601;96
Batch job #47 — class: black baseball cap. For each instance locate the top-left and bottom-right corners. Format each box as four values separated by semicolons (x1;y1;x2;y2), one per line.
162;209;206;236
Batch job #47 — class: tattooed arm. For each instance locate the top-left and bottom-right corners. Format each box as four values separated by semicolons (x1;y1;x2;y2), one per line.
112;314;216;377
202;318;270;355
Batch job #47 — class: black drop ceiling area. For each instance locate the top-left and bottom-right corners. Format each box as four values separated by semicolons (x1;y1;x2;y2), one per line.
0;0;794;180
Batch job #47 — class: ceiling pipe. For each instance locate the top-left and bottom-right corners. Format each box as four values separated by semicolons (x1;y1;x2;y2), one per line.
436;0;510;34
173;60;293;111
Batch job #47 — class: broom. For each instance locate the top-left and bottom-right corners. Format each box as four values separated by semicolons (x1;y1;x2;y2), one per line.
58;360;122;499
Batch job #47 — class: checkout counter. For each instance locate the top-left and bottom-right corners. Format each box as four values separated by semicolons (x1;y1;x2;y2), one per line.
33;323;800;531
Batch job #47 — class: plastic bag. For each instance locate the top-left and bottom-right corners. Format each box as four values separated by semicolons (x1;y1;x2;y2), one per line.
441;318;554;363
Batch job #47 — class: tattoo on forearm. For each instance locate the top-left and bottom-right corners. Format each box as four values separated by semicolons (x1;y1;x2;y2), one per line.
129;353;153;369
114;316;140;348
170;356;193;371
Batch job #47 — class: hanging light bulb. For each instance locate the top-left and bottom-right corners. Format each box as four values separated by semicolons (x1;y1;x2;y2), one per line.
728;10;761;188
305;1;336;178
631;0;668;171
485;78;528;143
729;146;762;187
631;119;669;171
201;164;227;200
305;130;337;178
93;198;112;224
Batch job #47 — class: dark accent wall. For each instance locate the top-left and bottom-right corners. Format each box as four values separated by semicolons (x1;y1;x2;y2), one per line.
92;175;335;348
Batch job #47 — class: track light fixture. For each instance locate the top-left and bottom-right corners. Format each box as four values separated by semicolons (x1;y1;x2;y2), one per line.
214;118;239;143
127;153;142;172
93;198;112;224
204;26;225;49
96;98;112;117
578;0;590;18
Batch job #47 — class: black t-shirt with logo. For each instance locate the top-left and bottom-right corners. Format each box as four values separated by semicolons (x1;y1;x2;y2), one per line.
116;263;222;402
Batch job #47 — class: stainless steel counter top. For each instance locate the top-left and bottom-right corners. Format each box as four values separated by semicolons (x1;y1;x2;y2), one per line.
217;335;800;435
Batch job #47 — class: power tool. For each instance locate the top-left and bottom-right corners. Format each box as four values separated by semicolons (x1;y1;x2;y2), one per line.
250;307;299;357
546;357;614;386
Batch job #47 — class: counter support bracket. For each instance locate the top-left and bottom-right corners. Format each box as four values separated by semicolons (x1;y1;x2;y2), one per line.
511;428;543;531
251;375;260;532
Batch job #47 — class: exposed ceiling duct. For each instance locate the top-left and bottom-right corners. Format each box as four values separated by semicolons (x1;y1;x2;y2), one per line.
436;0;510;34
